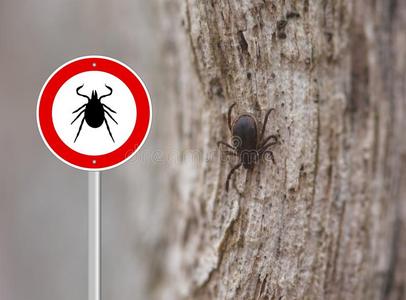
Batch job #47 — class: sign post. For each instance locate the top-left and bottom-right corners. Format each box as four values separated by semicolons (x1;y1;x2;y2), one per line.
37;56;152;300
88;171;100;300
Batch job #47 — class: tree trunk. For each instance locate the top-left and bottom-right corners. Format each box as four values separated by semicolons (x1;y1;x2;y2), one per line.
159;0;406;299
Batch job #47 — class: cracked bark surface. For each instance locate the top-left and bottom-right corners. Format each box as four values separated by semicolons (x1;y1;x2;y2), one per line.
159;0;406;299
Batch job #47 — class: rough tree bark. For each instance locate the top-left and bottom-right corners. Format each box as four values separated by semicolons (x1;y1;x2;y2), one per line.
159;0;406;299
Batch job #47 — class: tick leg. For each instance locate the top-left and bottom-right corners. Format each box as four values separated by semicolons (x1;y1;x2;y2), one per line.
76;84;91;100
260;140;278;152
217;141;235;151
259;134;278;148
261;150;275;164
103;104;117;114
99;85;113;100
225;163;242;192
260;108;275;141
228;103;236;132
104;110;118;124
104;118;115;142
232;175;245;196
259;136;278;152
72;104;86;114
259;142;276;164
74;116;85;143
71;109;85;125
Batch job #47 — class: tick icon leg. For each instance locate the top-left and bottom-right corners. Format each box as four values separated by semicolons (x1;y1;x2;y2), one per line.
104;110;118;124
104;118;115;142
103;104;117;114
99;85;113;100
72;104;87;114
76;85;90;100
71;110;85;125
74;116;85;143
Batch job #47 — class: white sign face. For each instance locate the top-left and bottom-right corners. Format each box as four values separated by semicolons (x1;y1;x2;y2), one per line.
52;71;137;156
37;56;152;171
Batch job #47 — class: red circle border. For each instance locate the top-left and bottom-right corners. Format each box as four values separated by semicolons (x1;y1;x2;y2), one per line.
37;56;152;171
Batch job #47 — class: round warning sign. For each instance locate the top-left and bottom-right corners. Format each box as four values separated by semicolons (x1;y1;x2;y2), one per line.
37;56;152;171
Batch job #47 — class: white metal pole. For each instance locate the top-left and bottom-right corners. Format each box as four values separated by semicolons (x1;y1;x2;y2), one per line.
88;171;101;300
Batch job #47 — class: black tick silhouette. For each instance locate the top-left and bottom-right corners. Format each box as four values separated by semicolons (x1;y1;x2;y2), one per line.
71;84;118;142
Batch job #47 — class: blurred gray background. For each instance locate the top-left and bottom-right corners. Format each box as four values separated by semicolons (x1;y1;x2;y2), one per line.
0;0;170;299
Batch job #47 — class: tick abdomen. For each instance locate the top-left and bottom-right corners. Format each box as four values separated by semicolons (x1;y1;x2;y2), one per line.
232;115;258;169
232;115;258;151
85;102;105;128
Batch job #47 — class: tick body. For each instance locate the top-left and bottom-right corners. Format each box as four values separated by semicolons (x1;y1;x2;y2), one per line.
218;103;278;191
85;99;105;128
232;115;258;169
71;84;118;143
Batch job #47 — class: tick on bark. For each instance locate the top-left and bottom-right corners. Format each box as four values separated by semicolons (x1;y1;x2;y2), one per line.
217;103;278;192
71;84;118;143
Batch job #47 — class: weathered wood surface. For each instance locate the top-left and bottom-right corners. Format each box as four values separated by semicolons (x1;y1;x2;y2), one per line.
158;0;406;299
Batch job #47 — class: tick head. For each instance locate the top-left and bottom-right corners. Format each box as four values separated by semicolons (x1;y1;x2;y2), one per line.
241;150;258;169
91;90;99;102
